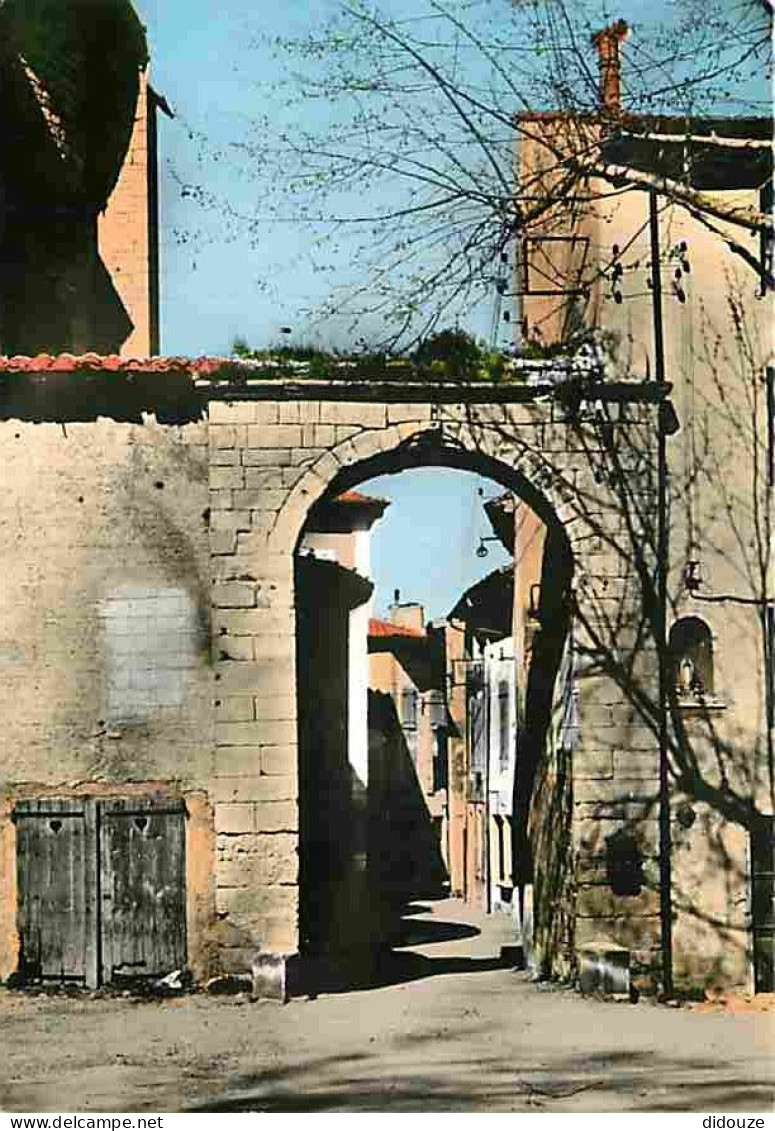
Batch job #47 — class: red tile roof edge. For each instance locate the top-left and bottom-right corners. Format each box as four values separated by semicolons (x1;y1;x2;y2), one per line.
0;354;223;374
333;490;389;508
368;617;426;640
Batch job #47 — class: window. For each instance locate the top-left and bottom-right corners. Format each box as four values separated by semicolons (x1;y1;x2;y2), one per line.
399;687;418;729
669;616;714;699
470;689;486;773
427;689;447;730
498;681;510;772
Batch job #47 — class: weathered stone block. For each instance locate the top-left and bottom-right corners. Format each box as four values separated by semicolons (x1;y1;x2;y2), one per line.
216;719;297;748
574;780;657;807
215;746;262;776
236;488;289;513
254;800;298;832
261;915;299;955
217;832;298;885
249;511;277;534
215;802;255;834
214;657;295;695
576;817;659;855
242;448;294;467
209;449;242;466
252;403;282;425
209;466;245;491
327;402;388;428
302;423;337;448
387;404;430;425
208;401;257;425
215;695;255;722
260;744;297;774
278;402;307;424
290;447;324;466
242;469;285;491
577;884;660;919
247;424;303;449
253;695;297;723
215;884;296;926
214;608;293;636
212;582;257;608
210;530;237;555
210;424;248;450
334;425;363;443
575;915;660;952
575;798;656;822
216;774;297;803
574;750;614;779
612;750;659;779
210;510;252;534
215;636;255;661
280;466;306;489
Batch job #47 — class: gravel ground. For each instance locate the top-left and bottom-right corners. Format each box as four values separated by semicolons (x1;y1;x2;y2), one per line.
1;899;773;1113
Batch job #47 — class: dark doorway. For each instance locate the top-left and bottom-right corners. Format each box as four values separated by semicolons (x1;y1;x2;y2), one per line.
752;816;775;992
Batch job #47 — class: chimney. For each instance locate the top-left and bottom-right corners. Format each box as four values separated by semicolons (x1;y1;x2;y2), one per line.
591;19;629;114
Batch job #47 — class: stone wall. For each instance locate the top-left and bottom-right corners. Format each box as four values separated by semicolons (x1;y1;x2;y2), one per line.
2;379;737;995
0;416;215;980
206;391;661;985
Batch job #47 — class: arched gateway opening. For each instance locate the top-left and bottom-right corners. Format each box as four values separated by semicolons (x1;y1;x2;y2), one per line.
207;389;662;998
293;441;575;989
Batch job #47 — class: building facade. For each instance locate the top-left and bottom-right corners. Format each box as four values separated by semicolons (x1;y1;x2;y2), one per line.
0;365;664;996
0;0;165;358
515;22;775;991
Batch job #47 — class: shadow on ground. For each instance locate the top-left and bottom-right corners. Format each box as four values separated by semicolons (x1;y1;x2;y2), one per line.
392;916;482;947
295;900;520;995
296;944;514;996
186;1046;774;1113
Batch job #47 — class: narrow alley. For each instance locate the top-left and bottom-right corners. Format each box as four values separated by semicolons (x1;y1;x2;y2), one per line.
1;898;772;1114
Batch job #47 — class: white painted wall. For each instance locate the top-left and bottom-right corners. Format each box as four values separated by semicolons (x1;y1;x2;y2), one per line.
349;528;372;788
485;636;517;817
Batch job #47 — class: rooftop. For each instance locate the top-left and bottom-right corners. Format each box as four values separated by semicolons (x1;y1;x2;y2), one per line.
368;618;426;641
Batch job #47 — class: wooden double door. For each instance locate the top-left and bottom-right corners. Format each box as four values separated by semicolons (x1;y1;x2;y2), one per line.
752;816;775;993
13;797;187;987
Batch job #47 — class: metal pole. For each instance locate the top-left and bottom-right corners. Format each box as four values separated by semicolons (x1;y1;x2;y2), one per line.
484;657;492;915
649;188;673;997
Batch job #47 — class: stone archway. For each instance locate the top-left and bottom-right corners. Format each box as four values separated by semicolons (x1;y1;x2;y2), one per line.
207;387;661;995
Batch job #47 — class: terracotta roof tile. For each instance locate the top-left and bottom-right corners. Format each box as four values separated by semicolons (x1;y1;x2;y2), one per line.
0;354;224;375
334;490;389;507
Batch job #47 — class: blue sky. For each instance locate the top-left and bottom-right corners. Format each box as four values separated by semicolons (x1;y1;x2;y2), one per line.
134;0;769;619
360;468;512;620
136;0;770;357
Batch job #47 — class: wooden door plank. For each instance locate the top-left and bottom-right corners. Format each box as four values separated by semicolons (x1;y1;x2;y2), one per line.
99;798;187;983
14;799;93;983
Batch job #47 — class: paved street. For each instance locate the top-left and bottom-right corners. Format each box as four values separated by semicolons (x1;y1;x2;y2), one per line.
1;899;773;1113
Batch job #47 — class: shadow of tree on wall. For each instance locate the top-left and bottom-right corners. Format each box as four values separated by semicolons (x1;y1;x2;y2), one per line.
513;523;576;976
464;296;774;990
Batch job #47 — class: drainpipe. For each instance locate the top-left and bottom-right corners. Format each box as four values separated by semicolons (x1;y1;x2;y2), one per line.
650;188;674;997
766;366;775;803
484;652;492;914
